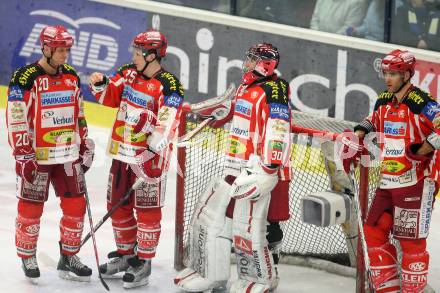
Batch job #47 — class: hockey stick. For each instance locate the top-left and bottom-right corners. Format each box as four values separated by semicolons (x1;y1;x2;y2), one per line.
80;124;205;247
349;164;374;292
80;178;144;249
82;178;110;291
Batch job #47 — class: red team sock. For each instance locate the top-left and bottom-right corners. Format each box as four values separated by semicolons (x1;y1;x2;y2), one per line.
109;203;137;254
136;208;162;260
364;213;400;292
400;239;429;293
16;200;44;258
59;197;86;255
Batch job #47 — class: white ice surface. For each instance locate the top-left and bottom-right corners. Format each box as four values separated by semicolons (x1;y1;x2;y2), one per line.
0;111;438;292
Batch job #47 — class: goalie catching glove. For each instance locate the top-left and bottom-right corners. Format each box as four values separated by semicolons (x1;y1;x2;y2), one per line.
230;154;278;200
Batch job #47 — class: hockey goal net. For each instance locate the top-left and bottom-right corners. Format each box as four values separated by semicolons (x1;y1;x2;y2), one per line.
174;109;381;292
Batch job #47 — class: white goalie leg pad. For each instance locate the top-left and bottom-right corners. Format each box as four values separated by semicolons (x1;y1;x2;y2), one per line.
232;194;277;291
175;178;232;292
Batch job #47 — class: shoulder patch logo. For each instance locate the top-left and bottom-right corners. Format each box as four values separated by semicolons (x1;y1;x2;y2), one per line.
269;103;290;121
164;93;183;108
8;85;24;101
422;101;440;121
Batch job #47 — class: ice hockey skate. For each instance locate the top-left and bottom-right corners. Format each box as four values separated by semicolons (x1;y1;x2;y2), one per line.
57;251;92;282
21;255;40;284
99;250;134;278
122;256;151;289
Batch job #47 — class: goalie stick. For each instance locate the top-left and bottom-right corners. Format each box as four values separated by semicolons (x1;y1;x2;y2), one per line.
310;129;372;292
320;140;358;267
176;83;236;146
349;163;374;292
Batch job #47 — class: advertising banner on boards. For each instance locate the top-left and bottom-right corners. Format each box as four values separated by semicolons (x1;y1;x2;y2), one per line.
1;0;440;122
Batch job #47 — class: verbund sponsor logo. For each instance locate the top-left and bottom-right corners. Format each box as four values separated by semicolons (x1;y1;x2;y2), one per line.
41;107;74;128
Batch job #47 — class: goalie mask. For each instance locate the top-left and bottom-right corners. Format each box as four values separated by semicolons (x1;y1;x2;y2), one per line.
242;43;280;85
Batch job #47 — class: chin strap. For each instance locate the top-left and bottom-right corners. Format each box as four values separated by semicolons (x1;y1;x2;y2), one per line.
393;74;410;94
139;52;158;76
42;49;61;72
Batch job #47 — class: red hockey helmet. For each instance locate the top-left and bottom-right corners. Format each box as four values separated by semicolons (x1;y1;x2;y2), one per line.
132;29;167;58
381;49;416;77
40;25;74;49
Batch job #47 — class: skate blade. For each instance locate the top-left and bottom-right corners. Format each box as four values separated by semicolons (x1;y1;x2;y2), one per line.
123;278;149;289
26;277;39;285
58;270;91;282
101;272;125;279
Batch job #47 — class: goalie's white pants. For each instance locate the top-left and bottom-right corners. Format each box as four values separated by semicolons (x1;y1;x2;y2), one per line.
175;178;277;293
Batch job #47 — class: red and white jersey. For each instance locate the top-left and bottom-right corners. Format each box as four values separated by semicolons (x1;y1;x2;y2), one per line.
90;64;184;165
6;63;87;165
366;86;440;189
225;76;292;181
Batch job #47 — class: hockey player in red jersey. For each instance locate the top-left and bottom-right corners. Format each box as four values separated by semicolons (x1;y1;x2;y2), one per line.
174;43;292;293
88;29;184;288
342;49;438;292
6;25;94;283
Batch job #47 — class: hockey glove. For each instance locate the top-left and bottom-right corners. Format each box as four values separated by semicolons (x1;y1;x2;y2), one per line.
230;155;278;200
134;148;162;179
88;73;108;93
340;129;363;173
147;131;169;153
133;109;156;135
15;146;38;184
79;138;95;173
